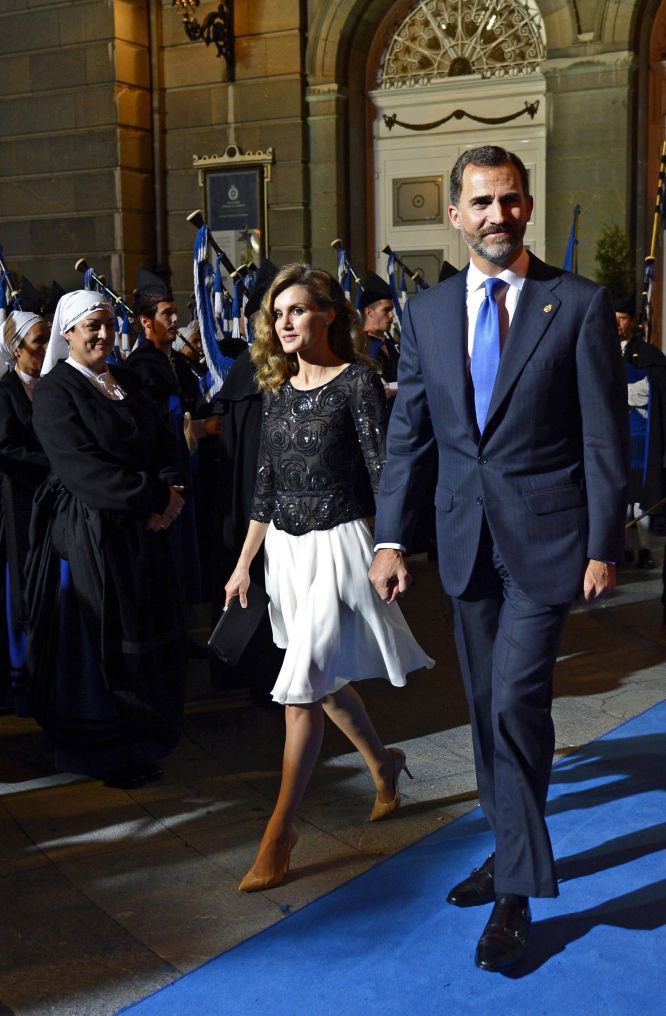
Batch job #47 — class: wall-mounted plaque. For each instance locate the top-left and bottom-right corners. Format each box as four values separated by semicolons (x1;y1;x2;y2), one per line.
193;147;274;263
206;167;261;233
392;176;444;227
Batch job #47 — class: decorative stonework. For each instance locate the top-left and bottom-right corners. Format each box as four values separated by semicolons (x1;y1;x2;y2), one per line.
377;0;545;88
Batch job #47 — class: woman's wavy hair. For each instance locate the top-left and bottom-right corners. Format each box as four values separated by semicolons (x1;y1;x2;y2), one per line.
250;263;369;392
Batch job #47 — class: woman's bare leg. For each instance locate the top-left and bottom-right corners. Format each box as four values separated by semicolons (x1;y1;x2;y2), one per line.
322;684;397;802
246;702;325;878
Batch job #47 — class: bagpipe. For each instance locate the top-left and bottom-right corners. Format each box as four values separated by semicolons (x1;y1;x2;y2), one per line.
331;238;364;302
382;244;429;324
74;257;205;375
381;245;429;291
74;258;135;357
330;239;432;325
187;208;256;398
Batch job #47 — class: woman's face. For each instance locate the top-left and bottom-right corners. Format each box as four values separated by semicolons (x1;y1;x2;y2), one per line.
66;309;116;372
272;285;334;359
14;321;50;376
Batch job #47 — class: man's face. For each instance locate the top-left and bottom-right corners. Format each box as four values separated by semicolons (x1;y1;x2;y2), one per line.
141;301;178;347
616;312;634;342
364;299;395;334
448;162;533;270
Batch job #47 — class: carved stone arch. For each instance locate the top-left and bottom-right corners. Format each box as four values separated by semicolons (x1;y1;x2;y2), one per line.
306;1;576;85
597;0;643;47
532;0;576;50
306;0;558;272
307;0;397;84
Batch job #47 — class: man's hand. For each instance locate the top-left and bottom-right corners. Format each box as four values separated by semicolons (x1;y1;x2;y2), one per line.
581;559;616;602
203;415;222;437
368;548;412;604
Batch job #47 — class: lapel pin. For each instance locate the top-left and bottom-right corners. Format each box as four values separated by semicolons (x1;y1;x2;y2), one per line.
543;303;553;313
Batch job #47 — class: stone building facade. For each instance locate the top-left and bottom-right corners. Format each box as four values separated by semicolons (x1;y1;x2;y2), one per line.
0;0;664;337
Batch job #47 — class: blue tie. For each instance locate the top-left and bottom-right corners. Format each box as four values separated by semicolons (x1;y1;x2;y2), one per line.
471;277;505;432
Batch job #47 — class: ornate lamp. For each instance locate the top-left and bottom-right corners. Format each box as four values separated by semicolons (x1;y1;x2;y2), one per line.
172;1;235;80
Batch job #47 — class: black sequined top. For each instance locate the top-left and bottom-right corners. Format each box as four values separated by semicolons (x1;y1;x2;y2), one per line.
250;363;387;535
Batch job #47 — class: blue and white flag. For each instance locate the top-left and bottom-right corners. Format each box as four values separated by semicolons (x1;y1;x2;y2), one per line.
193;225;235;397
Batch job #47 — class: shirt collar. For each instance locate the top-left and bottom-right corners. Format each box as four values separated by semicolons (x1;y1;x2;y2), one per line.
16;368;40;386
65;355;106;384
467;249;530;294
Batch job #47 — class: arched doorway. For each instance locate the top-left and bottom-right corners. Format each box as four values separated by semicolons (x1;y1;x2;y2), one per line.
367;0;547;284
644;0;666;346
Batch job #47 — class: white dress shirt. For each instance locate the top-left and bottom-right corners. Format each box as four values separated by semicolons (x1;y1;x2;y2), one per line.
375;250;530;553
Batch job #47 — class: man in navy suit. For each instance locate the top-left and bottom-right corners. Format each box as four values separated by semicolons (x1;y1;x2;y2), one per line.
369;146;628;971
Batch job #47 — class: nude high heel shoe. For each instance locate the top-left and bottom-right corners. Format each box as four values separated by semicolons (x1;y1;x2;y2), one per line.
238;828;298;893
369;747;413;822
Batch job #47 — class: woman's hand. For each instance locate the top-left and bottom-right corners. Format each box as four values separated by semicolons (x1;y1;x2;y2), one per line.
145;485;185;531
224;520;269;604
225;564;251;609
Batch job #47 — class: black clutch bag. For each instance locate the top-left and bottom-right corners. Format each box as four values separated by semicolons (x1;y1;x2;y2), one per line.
208;581;269;666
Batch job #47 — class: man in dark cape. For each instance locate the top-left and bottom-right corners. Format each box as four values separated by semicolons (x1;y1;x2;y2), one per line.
210;261;283;699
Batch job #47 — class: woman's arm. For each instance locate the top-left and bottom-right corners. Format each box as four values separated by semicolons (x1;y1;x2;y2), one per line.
350;368;388;495
224;519;269;608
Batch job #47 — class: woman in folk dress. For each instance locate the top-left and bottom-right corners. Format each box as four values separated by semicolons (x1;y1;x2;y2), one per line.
225;264;433;892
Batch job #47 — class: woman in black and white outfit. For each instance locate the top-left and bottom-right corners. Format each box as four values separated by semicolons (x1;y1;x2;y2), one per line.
225;264;433;892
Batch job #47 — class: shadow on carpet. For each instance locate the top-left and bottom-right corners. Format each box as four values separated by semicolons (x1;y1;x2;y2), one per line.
118;700;666;1015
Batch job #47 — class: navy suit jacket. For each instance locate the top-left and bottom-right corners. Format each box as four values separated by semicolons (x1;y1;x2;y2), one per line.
375;255;629;605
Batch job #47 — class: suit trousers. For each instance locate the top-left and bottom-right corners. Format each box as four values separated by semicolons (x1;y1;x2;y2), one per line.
449;519;570;897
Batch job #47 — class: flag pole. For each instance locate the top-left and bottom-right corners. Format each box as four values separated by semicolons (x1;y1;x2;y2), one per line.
639;139;666;344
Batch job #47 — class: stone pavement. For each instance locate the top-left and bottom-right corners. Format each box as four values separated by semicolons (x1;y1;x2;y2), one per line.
1;555;664;1016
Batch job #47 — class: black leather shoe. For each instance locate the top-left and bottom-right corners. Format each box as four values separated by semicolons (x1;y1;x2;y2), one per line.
103;766;147;789
475;896;531;972
447;853;495;907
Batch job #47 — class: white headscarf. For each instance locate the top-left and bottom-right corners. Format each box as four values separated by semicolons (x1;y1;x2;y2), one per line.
42;290;113;375
0;311;45;378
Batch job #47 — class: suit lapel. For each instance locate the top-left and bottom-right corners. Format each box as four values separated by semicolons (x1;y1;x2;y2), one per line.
436;268;471;430
484;258;563;430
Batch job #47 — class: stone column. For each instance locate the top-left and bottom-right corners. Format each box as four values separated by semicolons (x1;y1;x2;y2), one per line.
542;50;635;278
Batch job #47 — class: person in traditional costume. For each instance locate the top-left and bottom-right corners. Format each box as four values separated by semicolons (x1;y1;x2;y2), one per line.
616;297;661;569
210;260;283;700
359;270;400;388
126;289;221;604
0;312;50;714
224;264;434;892
25;290;187;788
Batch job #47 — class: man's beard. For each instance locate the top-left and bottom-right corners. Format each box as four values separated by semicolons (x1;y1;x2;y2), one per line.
463;226;524;265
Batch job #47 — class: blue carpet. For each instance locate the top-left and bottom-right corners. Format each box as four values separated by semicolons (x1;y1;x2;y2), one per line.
119;700;666;1015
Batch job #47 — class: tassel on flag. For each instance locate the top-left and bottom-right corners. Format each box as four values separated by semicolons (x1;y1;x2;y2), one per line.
120;311;131;358
112;308;122;362
336;245;352;301
400;271;408;310
213;256;226;339
0;274;8;327
563;204;581;273
193;224;235;397
641;260;654;345
231;276;243;339
386;251;403;324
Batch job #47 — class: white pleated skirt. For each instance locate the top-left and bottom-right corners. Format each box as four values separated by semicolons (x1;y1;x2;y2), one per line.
265;518;435;705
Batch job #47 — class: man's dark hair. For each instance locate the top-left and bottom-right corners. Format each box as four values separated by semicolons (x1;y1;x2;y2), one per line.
133;289;172;322
450;146;530;206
